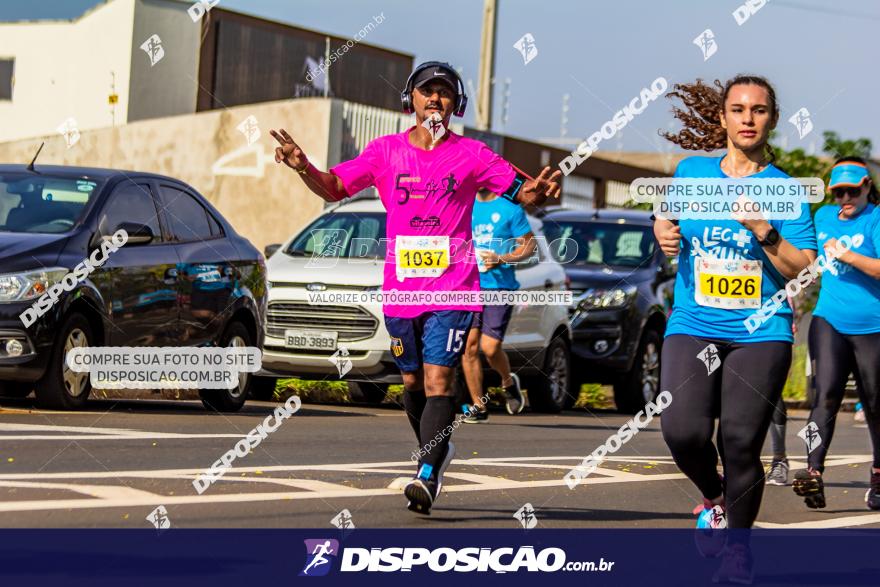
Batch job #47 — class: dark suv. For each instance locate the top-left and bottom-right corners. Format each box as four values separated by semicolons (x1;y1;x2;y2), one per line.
0;165;266;411
541;208;675;413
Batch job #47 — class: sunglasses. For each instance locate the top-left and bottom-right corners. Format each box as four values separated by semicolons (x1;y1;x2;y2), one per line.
832;187;862;200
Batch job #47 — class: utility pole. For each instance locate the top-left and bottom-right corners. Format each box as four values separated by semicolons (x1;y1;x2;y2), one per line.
109;71;118;126
324;37;331;98
475;0;497;131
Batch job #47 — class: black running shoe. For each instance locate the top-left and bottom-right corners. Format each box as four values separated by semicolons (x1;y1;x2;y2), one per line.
405;465;438;516
504;373;524;415
462;405;489;423
866;471;880;511
792;468;825;509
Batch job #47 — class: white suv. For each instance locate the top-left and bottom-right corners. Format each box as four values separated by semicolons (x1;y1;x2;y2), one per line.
254;196;574;412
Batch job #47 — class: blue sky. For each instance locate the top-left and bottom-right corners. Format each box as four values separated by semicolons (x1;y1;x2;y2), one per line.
3;0;879;157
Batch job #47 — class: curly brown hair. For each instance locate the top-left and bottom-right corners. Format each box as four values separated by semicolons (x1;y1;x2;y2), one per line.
662;75;778;157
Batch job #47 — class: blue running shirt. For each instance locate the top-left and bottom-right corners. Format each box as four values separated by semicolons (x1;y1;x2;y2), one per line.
813;203;880;335
665;156;817;343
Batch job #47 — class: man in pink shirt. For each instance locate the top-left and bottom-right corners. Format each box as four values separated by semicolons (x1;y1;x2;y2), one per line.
271;61;560;515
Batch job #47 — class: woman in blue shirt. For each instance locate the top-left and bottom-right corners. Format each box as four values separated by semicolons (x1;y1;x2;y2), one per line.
792;157;880;511
654;75;817;581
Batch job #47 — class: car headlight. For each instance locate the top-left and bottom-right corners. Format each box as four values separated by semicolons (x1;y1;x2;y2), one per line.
576;287;636;311
0;268;69;303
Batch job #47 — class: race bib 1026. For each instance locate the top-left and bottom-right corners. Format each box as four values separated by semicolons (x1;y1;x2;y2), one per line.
694;257;762;309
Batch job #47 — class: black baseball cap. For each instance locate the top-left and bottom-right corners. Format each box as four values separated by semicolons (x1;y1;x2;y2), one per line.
412;63;458;92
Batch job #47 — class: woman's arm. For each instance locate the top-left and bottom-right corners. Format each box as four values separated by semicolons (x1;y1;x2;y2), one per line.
829;239;880;279
740;219;816;280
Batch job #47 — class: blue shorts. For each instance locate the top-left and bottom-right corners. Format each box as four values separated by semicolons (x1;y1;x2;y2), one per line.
384;311;475;372
472;304;513;342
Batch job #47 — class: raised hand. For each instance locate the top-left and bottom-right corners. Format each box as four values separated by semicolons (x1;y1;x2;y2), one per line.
520;166;562;206
270;128;308;171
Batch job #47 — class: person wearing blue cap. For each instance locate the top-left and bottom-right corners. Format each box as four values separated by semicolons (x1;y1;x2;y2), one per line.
792;157;880;512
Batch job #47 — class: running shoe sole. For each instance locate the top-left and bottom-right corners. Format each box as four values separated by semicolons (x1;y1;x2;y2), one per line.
792;471;825;509
505;373;524;415
404;479;434;515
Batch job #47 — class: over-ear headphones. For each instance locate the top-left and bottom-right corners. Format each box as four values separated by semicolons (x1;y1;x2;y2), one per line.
400;61;468;118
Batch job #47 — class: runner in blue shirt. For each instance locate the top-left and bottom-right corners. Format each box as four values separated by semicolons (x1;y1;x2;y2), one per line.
461;189;535;421
792;157;880;512
654;75;817;583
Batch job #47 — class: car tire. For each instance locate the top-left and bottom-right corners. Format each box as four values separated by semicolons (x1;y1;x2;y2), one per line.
357;382;389;404
522;337;573;413
34;313;93;410
0;382;33;398
199;321;252;413
250;376;278;401
613;329;662;414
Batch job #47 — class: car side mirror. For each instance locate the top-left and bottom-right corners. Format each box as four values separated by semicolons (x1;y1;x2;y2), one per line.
264;243;281;258
112;222;154;246
89;222;153;250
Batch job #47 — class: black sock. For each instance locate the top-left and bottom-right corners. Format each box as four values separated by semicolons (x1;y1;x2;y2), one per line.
418;396;457;476
769;423;786;461
403;388;427;445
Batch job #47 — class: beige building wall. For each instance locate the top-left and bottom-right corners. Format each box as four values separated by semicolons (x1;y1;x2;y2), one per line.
0;97;334;252
0;0;137;142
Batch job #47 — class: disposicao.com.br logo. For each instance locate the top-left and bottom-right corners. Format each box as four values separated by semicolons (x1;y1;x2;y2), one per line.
299;541;614;575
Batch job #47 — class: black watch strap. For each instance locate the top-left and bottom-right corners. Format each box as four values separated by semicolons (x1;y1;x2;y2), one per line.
758;227;780;247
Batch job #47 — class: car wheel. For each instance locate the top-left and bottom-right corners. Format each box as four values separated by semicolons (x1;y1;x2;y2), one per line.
357;382;389;404
199;321;252;412
250;376;278;401
613;329;661;414
523;337;572;413
0;382;33;398
34;313;93;410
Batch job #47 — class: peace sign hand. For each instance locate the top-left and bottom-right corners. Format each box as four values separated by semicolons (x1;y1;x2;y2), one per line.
520;166;563;206
270;128;308;171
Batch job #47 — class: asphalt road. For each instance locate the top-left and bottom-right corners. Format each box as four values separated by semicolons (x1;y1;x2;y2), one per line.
0;396;877;530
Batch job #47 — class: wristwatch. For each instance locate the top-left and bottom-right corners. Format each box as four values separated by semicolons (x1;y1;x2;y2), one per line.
758;226;780;247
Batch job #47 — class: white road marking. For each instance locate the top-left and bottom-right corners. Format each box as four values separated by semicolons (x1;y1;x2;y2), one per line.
756;513;880;529
0;480;161;500
0;453;874;528
0;422;244;440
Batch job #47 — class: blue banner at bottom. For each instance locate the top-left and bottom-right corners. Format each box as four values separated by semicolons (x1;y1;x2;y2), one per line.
1;529;878;586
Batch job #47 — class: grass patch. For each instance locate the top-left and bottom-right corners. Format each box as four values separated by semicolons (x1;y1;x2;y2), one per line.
275;378;350;403
783;343;808;401
573;383;613;410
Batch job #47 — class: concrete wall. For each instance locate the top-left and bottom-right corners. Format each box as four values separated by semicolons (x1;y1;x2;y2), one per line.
128;0;200;123
0;97;334;252
0;0;136;142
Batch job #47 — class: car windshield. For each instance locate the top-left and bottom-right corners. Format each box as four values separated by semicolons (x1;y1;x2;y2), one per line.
0;172;103;233
285;211;387;259
543;219;655;268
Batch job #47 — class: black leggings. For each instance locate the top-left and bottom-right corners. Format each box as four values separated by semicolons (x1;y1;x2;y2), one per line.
661;335;791;528
806;316;880;472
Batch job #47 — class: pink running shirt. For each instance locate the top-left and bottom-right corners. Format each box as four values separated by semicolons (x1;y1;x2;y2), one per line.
331;128;517;318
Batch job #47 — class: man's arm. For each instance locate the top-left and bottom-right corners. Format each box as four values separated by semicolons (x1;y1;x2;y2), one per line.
271;129;348;202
